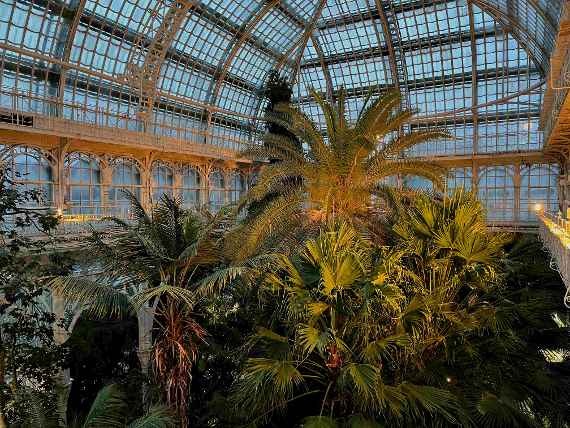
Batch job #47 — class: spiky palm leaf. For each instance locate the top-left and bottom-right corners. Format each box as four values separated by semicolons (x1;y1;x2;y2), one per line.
234;88;451;258
232;221;475;426
50;193;233;426
126;406;176;428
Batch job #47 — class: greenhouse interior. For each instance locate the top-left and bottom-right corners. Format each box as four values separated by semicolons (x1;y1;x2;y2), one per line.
2;0;570;426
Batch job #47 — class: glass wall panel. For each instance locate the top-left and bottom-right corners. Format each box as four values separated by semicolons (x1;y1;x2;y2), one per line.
3;146;53;207
227;171;246;204
209;170;225;212
478;166;515;222
109;158;142;218
65;153;102;215
152;163;174;203
520;164;559;221
180;166;201;209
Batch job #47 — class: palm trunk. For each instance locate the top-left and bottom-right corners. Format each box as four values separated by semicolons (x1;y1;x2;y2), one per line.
137;304;155;404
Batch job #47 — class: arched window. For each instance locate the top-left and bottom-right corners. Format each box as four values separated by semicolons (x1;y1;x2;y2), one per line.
65;153;102;215
209;170;225;212
109;158;142;218
180;165;201;208
520;164;559;221
3;146;53;207
151;162;174;203
227;171;246;204
478;166;515;222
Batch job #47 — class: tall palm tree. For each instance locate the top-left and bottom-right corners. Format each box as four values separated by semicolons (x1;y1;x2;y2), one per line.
50;192;230;426
235;88;451;258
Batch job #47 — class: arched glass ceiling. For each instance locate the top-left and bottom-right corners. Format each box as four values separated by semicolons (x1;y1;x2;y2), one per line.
0;0;563;151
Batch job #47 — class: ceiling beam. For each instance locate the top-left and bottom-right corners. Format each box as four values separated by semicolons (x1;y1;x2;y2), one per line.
294;66;541;102
300;27;498;69
316;0;449;30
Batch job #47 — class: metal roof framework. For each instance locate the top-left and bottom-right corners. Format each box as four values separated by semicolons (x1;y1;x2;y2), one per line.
0;0;562;145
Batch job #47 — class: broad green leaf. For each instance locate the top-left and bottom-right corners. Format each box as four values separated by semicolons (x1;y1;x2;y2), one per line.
301;416;338;428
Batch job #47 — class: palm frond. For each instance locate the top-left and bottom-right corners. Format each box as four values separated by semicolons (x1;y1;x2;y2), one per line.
49;276;134;319
81;384;126;428
127;405;176;428
130;284;196;311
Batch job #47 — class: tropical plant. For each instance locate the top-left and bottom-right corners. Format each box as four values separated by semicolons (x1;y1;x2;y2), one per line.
0;165;68;428
49;192;230;426
18;383;175;428
230;191;570;427
231;221;474;426
234;88;450;259
386;190;570;427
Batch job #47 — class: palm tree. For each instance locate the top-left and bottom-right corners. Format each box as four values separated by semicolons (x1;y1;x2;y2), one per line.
231;190;569;427
390;188;510;290
50;192;230;426
385;190;570;427
234;88;450;258
231;220;473;427
19;384;175;428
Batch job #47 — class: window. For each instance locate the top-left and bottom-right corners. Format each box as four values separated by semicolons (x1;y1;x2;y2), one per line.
520;164;559;221
478;166;515;222
446;167;473;193
65;153;102;215
209;170;225;212
109;158;142;218
4;146;53;207
227;171;246;204
152;162;174;203
180;166;201;209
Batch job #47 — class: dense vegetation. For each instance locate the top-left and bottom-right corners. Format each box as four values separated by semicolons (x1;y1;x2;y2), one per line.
1;76;569;427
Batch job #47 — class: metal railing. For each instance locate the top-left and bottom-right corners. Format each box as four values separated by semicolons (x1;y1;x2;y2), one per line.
543;1;570;144
537;211;570;306
0;88;257;159
541;211;570;235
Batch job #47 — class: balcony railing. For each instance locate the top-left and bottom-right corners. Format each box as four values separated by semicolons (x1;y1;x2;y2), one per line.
543;2;570;145
538;211;570;306
0;88;257;160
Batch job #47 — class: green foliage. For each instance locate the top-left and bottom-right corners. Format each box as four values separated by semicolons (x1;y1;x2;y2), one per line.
233;88;451;259
21;383;175;428
228;191;570;427
0;165;69;426
50;193;228;425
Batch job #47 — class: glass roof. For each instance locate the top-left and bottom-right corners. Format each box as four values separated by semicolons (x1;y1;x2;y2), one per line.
0;0;563;152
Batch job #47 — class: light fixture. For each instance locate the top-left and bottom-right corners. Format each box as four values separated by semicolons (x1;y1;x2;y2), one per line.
533;203;544;213
56;208;63;217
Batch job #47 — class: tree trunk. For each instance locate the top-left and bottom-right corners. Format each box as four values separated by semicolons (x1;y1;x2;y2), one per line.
137;304;155;403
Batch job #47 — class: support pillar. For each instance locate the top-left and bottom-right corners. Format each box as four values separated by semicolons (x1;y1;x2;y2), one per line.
201;165;211;209
52;138;70;215
140;153;155;213
223;169;230;205
472;162;479;194
100;159;113;217
173;165;183;202
137;304;155;402
513;162;521;223
52;293;71;427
